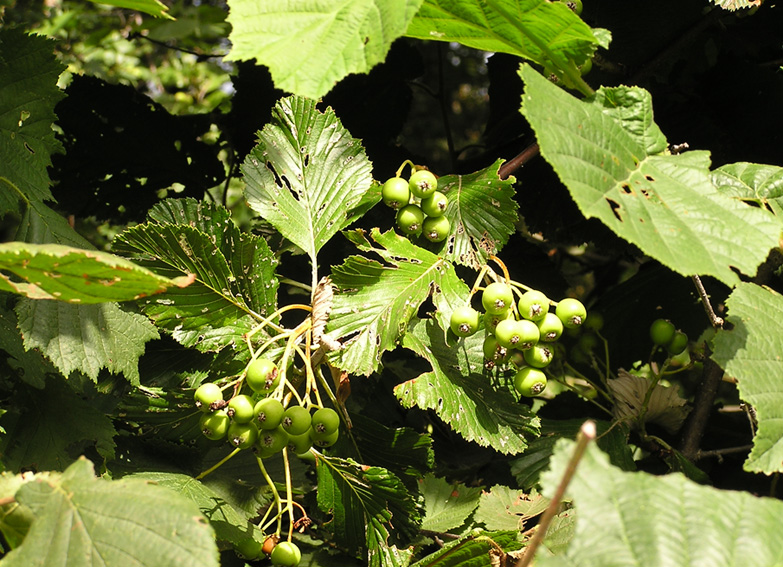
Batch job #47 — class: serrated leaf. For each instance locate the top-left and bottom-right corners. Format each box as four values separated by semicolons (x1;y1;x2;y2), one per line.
350;414;435;479
411;530;523;567
394;318;540;455
0;471;39;549
608;369;690;435
0;242;190;303
519;64;781;286
711;282;783;474
587;87;667;155
536;440;783;567
226;0;423;99
86;0;174;18
0;29;65;215
115;198;278;353
0;299;55;389
475;485;548;532
242;96;374;289
0;379;116;473
326;228;463;376
316;455;422;566
0;458;219;567
127;472;264;547
15;299;159;383
436;160;519;269
711;0;760;11
711;162;783;216
406;0;598;68
420;474;482;533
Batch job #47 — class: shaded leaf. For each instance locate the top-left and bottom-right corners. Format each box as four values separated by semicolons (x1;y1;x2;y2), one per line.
326;228;463;376
0;458;219;567
0;379;116;473
0;29;65;214
226;0;424;99
115;198;278;353
0;242;190;303
436;160;519;269
537;440;783;567
519;64;781;286
608;369;690;434
0;298;55;389
394;318;539;455
0;471;39;549
316;455;422;566
475;485;548;532
406;0;597;70
86;0;174;18
419;474;482;533
711;282;783;474
242;96;375;289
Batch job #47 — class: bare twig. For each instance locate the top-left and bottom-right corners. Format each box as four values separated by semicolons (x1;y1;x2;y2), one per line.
498;143;540;180
691;275;724;329
696;444;752;462
679;353;724;460
515;420;596;567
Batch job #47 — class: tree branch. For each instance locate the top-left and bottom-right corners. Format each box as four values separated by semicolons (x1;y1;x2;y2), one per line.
498;142;539;180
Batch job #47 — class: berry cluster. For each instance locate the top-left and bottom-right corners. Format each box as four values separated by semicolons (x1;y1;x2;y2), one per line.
649;318;689;355
194;357;340;459
381;167;451;243
449;280;588;398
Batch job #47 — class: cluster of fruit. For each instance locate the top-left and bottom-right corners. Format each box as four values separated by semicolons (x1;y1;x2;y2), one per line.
381;168;451;243
649;318;689;355
449;280;588;397
193;357;340;458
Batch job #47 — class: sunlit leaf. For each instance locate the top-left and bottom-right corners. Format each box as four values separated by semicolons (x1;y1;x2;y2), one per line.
226;0;423;99
474;485;548;532
711;162;783;217
712;282;783;474
410;530;523;567
420;474;482;533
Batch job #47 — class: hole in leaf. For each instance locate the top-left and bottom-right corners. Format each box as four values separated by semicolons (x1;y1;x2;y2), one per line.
645;175;654;182
620;183;632;194
606;198;622;221
266;162;282;187
304;153;309;167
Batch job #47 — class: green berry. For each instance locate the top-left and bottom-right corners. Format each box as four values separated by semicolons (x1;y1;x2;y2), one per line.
523;344;554;368
514;367;548;397
482;282;514;315
450;305;480;337
246;358;279;393
227;394;256;424
256;426;289;457
381;177;410;209
517;290;550;322
227;421;259;449
311;407;340;436
282;405;312;436
287;431;314;455
194;382;223;412
667;331;689;355
556;298;587;329
649;318;676;346
537;312;564;342
420;191;448;217
408;169;438;198
199;409;230;440
396;204;425;235
422;215;450;242
254;397;285;430
270;541;301;566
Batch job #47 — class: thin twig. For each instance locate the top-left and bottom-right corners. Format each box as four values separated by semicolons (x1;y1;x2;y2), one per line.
679;352;724;460
696;444;752;461
498;143;540;180
516;420;596;567
691;275;723;329
436;44;456;172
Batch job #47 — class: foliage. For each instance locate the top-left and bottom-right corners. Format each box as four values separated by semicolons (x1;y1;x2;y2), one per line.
2;0;783;566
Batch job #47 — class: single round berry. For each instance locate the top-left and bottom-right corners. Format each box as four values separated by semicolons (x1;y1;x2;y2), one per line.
270;541;301;567
422;215;450;242
482;335;509;363
515;319;541;350
245;358;279;393
482;282;514;315
227;421;259;449
235;537;264;560
537;312;564;342
514;367;548;397
287;430;314;455
556;298;587;329
227;394;256;424
450;305;480;337
311;428;339;448
667;331;689;355
420;191;449;217
256;425;289;457
194;382;223;412
381;177;410;209
282;405;312;436
408;169;438;199
494;318;524;349
649;318;676;346
523;344;554;368
262;536;278;557
485;309;511;334
311;407;340;436
199;409;230;440
254;397;285;430
518;290;550;322
396;204;425;235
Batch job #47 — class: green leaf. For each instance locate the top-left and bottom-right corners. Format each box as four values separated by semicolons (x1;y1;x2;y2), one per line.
0;242;191;303
437;160;519;268
0;458;220;567
711;282;783;474
406;0;598;68
711;0;759;11
587;87;667;155
115;198;278;353
127;472;264;548
536;440;783;567
0;298;55;389
394;318;540;455
15;299;159;383
242;96;375;288
474;485;548;531
316;455;422;566
711;162;783;216
86;0;174;19
0;29;65;215
519;64;781;286
349;414;435;479
411;530;523;567
0;472;38;549
326;228;463;376
225;0;424;99
0;379;116;473
420;474;482;533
